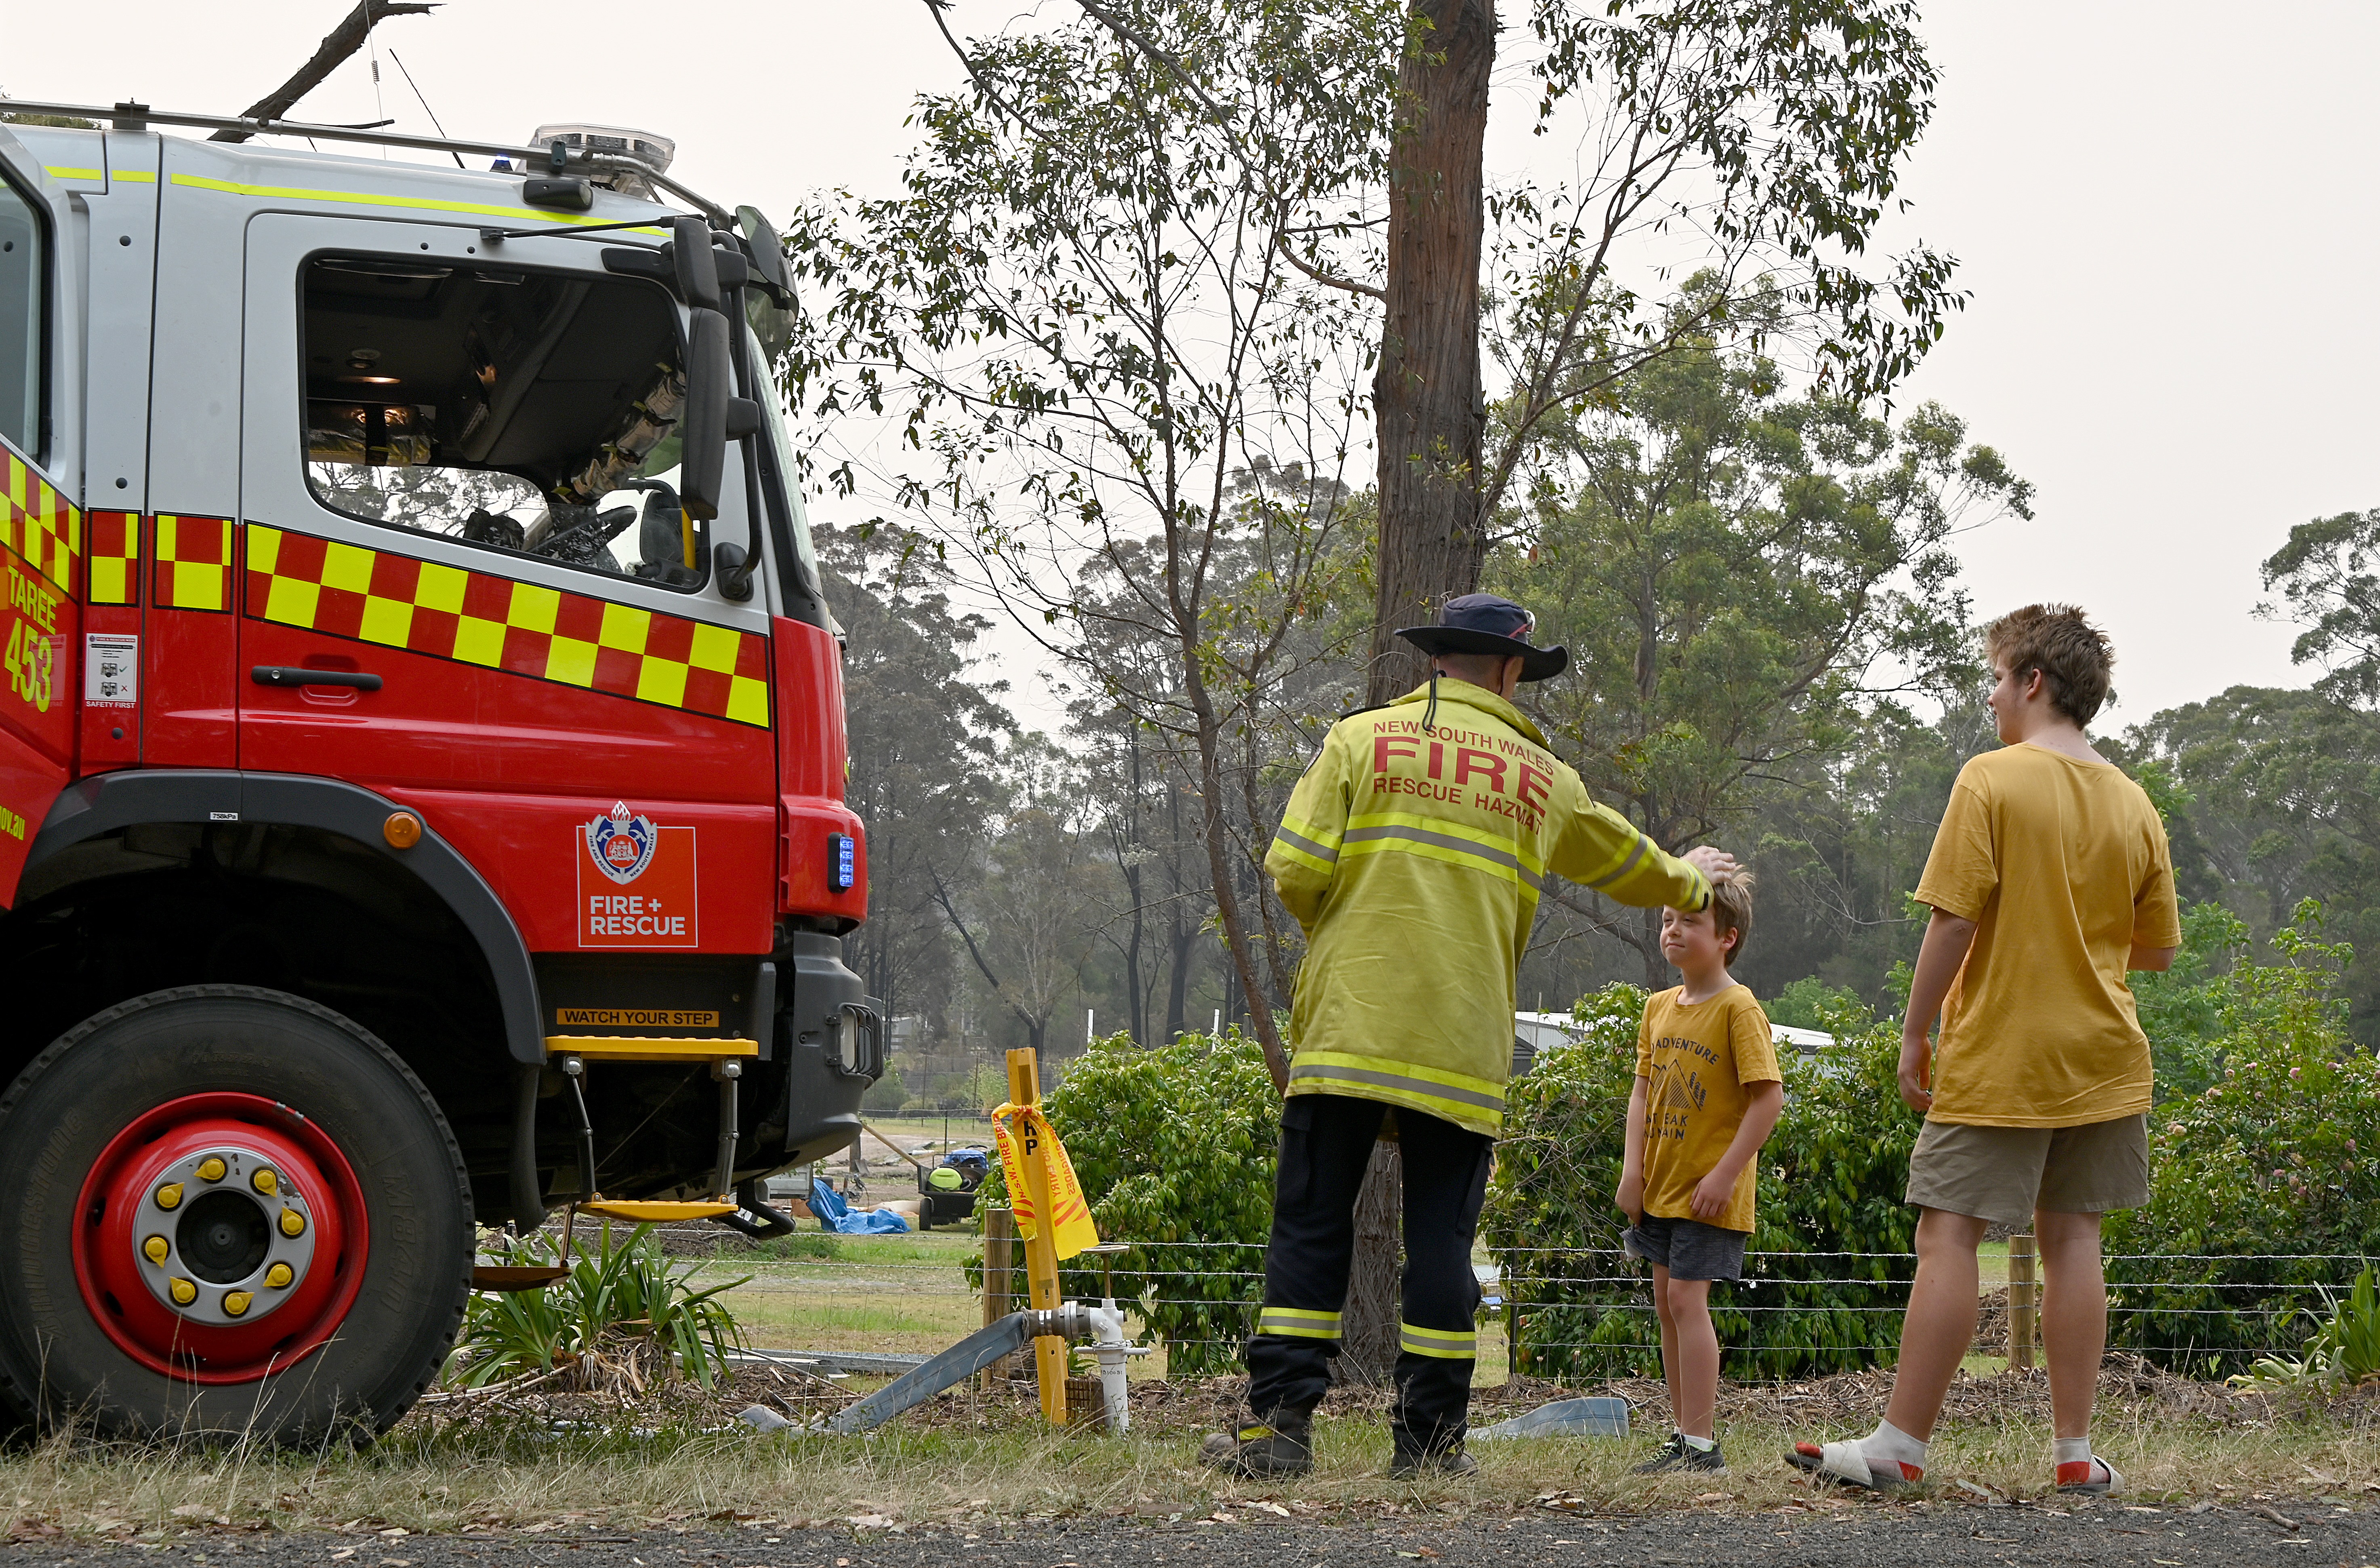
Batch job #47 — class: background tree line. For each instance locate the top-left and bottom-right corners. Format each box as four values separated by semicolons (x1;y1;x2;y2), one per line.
775;0;2380;1116
829;449;2380;1112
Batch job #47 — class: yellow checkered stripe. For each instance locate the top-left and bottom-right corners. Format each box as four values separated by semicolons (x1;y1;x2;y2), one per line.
2;439;81;596
1257;1306;1342;1341
156;514;234;610
1398;1322;1476;1360
243;525;771;728
86;512;139;605
1287;1050;1507;1135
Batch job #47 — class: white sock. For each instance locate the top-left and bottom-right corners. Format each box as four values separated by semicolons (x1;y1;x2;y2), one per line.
1863;1419;1929;1474
1682;1432;1717;1452
2053;1437;2091;1466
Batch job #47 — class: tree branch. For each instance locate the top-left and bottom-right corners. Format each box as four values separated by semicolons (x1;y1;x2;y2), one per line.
210;0;438;142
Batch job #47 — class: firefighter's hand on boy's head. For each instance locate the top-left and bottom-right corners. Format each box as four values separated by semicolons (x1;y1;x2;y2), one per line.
1683;845;1738;883
1896;1030;1934;1114
1614;1168;1644;1227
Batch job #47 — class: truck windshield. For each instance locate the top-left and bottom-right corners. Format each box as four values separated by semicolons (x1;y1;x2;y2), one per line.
302;254;706;590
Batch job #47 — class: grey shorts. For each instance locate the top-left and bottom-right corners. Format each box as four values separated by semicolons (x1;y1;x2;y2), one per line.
1905;1114;2151;1225
1623;1214;1749;1282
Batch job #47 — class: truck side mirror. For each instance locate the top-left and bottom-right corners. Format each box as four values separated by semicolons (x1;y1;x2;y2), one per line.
680;310;731;522
736;205;796;309
671;214;721;314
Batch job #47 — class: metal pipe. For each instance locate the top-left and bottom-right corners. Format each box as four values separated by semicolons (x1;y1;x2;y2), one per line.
711;1060;742;1199
509;1064;547;1233
822;1304;1095;1436
560;1056;597;1201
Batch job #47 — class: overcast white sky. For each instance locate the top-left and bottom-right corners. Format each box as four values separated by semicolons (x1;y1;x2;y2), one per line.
9;1;2372;729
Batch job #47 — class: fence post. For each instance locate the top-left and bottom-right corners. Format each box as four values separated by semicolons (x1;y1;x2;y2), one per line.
1005;1048;1069;1426
2008;1233;2037;1370
981;1206;1015;1390
1506;1273;1524;1380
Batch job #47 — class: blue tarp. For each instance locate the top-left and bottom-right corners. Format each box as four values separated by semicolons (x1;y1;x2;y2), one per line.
808;1176;912;1234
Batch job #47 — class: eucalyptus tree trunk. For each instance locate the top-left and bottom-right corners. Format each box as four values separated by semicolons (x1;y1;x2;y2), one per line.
1364;0;1496;709
1345;0;1496;1387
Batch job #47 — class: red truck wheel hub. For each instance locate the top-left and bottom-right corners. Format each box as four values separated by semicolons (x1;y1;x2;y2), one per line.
73;1092;369;1383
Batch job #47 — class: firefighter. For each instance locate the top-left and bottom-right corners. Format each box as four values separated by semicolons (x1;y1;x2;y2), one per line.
1203;594;1737;1479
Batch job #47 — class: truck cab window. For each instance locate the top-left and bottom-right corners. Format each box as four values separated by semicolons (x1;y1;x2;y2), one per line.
0;175;44;459
303;255;704;589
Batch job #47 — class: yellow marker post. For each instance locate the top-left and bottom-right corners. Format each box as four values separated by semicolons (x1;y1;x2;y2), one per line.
1003;1048;1068;1426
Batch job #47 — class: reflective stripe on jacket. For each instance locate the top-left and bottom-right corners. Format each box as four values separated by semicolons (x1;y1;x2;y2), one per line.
1264;678;1711;1137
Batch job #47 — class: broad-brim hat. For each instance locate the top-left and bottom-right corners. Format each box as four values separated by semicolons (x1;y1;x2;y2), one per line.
1396;594;1569;682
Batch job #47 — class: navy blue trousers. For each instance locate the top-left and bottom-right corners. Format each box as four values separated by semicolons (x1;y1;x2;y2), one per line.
1245;1092;1493;1455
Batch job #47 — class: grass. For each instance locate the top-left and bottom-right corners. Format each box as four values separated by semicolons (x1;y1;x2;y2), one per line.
717;1229;985;1266
708;1231;985;1355
13;1226;2296;1545
2;1389;2373;1542
729;1286;980;1354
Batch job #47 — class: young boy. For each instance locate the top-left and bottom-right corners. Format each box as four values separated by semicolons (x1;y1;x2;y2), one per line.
1617;870;1783;1474
1790;605;2180;1496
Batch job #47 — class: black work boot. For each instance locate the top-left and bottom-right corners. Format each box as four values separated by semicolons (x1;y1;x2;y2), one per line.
1388;1442;1478;1480
1199;1410;1314;1478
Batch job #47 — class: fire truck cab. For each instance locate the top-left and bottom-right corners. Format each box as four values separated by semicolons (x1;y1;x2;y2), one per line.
0;104;878;1440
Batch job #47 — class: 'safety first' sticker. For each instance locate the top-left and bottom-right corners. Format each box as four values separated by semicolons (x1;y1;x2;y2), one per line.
576;803;698;947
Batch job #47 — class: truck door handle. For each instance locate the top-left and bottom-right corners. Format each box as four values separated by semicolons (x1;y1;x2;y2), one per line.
251;666;384;692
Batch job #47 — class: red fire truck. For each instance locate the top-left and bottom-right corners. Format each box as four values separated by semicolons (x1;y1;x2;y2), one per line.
0;102;879;1440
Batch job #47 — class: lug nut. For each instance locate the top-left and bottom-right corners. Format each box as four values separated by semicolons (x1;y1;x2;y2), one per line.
278;1209;306;1238
155;1182;184;1210
196;1157;226;1183
223;1291;253;1317
168;1278;197;1306
264;1262;294;1289
142;1235;170;1265
251;1168;278;1195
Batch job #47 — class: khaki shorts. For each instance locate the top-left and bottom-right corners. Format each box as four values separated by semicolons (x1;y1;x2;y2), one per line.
1904;1114;2150;1225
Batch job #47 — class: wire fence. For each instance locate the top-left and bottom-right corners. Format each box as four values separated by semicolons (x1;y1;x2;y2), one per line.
711;1234;2372;1380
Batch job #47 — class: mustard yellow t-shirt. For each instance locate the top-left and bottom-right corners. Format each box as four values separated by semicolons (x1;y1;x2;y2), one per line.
1634;984;1781;1233
1914;744;2184;1128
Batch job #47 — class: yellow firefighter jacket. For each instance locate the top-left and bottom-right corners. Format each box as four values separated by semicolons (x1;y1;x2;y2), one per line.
1264;678;1712;1137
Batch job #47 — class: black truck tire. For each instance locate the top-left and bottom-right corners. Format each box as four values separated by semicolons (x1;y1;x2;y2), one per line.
0;986;473;1441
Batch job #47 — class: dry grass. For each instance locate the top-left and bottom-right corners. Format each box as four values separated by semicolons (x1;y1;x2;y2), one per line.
3;1366;2375;1545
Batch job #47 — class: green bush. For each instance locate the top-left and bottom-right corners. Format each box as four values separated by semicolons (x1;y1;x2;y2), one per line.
971;1029;1279;1374
2109;902;2380;1372
863;1067;912;1112
2131;901;2253;1101
1483;982;1917;1380
453;1222;748;1392
1764;977;1863;1033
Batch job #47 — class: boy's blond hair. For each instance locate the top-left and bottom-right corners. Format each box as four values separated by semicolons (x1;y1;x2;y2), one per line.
1711;867;1756;964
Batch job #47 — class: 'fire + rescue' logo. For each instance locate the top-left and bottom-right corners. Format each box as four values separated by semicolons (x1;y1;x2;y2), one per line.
584;803;658;885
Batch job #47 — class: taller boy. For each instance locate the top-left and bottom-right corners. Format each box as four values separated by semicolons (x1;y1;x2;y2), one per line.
1207;595;1735;1479
1793;605;2180;1495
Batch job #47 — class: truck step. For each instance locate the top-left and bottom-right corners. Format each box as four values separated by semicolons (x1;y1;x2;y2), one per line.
546;1036;758;1063
576;1199;738;1222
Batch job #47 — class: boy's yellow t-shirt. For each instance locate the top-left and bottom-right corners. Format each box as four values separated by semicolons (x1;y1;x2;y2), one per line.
1913;743;2184;1128
1634;983;1781;1233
